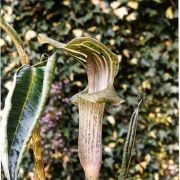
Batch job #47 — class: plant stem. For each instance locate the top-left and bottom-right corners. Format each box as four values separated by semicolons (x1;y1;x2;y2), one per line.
78;99;105;180
118;100;142;180
0;16;29;64
31;124;46;180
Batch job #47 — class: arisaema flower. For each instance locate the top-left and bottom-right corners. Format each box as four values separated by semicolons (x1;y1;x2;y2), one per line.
38;34;124;180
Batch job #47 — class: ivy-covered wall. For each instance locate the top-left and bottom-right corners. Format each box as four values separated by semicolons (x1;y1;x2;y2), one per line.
1;0;178;179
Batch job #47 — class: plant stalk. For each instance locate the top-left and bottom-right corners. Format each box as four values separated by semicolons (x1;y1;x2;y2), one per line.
0;16;29;65
31;124;46;180
78;99;105;180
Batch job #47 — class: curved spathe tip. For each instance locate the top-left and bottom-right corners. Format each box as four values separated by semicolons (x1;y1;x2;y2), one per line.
37;34;124;105
65;37;124;105
64;37;119;91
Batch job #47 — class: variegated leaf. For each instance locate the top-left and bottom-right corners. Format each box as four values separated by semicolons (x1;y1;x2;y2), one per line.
0;53;57;180
118;100;142;180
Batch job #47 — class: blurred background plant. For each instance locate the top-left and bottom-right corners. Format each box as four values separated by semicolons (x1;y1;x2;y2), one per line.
1;0;178;179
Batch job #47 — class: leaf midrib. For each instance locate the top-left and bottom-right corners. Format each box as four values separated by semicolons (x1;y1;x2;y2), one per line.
9;68;36;150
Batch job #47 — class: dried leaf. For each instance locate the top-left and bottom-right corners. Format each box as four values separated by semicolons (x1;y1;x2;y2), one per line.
25;30;37;41
126;12;137;21
123;49;130;58
0;38;6;48
127;1;138;10
72;29;83;37
110;1;121;9
114;7;128;19
166;6;173;19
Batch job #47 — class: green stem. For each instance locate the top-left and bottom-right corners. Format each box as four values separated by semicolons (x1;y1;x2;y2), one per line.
0;16;29;65
31;124;46;180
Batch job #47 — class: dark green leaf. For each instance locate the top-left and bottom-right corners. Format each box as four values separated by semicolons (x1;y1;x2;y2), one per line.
118;100;142;180
1;53;57;180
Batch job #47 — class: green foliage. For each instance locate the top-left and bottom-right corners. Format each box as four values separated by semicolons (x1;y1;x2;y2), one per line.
119;100;142;180
1;0;178;179
1;54;57;179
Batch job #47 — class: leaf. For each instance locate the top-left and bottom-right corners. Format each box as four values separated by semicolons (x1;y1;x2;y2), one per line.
110;1;121;9
0;53;57;180
0;38;6;47
118;100;142;180
113;7;128;19
72;29;83;38
127;1;139;10
166;6;173;19
126;12;137;21
25;30;37;41
105;158;114;168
